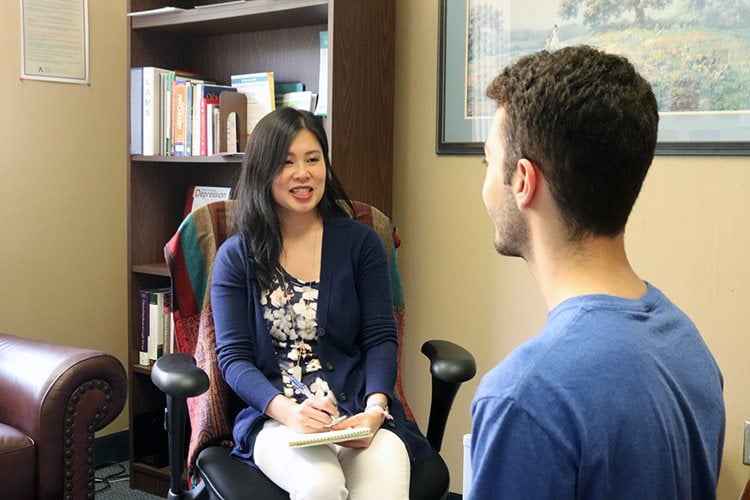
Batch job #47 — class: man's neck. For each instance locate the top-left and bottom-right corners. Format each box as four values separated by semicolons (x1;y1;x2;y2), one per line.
527;233;647;311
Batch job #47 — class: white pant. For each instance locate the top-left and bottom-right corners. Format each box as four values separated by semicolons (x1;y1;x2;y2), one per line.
254;420;410;500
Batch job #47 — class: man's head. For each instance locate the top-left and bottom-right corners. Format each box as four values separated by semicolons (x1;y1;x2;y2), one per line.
483;45;658;253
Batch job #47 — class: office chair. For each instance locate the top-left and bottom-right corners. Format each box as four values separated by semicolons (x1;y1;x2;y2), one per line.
152;200;476;500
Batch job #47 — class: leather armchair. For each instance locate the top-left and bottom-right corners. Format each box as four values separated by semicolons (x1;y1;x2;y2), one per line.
0;332;127;500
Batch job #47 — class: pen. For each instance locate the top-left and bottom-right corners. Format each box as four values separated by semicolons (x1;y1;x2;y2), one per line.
288;373;315;399
288;373;347;427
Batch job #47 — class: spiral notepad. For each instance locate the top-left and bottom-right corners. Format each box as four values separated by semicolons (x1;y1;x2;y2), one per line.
288;427;373;448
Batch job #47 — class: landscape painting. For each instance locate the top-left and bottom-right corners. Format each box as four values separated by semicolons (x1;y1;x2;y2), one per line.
438;0;750;154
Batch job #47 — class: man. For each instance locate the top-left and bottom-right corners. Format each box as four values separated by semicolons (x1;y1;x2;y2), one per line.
470;46;725;499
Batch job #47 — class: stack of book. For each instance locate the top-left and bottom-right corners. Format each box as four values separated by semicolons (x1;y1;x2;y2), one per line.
130;68;278;156
138;288;174;365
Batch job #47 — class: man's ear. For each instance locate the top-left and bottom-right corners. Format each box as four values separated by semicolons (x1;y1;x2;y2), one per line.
513;158;538;209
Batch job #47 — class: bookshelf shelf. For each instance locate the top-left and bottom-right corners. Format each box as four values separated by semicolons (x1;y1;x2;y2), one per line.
131;0;328;35
132;263;170;277
132;364;152;376
127;0;395;495
131;154;243;164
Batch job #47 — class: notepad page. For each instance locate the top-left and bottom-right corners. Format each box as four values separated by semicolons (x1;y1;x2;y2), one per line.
288;427;373;448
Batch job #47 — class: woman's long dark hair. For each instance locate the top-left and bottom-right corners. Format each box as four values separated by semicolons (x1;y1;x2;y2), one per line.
232;107;353;291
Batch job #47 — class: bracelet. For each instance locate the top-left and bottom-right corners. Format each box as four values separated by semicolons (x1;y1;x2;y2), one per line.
365;402;393;421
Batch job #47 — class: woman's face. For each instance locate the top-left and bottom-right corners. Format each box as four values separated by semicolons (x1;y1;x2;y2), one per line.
271;128;327;221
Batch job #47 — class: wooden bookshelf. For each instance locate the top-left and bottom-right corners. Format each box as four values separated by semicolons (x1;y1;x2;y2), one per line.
127;0;395;495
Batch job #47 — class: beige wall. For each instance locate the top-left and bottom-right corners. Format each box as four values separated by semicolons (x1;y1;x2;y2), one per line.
0;0;746;495
394;0;750;497
0;2;128;435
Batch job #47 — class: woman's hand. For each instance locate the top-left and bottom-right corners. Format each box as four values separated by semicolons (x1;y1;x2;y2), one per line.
267;394;340;434
329;411;385;448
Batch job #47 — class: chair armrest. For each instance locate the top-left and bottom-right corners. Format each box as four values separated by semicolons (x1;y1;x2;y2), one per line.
152;353;210;500
421;339;477;384
152;353;210;399
420;340;477;452
0;332;127;499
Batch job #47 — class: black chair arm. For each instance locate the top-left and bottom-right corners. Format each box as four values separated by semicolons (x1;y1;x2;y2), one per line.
420;340;477;452
421;340;476;384
152;354;210;500
152;353;210;398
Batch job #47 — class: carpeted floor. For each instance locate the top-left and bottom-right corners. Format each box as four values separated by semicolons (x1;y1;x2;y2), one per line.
93;461;464;499
95;462;163;499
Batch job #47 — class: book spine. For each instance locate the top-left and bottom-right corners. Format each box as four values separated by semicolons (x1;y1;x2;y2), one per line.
142;68;160;155
186;83;194;156
139;289;150;365
163;291;173;355
163;71;175;156
156;290;166;358
315;31;329;116
212;106;220;154
192;84;202;156
172;82;187;156
200;98;208;156
130;67;143;155
200;97;220;156
148;291;158;362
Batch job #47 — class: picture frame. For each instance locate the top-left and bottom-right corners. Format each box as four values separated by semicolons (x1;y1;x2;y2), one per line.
436;0;750;155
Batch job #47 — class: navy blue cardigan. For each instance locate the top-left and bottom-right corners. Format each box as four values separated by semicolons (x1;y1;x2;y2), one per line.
211;216;432;467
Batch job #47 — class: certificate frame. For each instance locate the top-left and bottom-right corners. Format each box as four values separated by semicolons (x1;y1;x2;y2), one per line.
21;0;90;85
436;0;750;156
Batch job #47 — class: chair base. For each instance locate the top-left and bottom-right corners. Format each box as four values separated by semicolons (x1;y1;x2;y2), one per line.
195;445;449;500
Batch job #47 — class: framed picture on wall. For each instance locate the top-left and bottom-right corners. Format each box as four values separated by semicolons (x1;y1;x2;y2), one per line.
436;0;750;155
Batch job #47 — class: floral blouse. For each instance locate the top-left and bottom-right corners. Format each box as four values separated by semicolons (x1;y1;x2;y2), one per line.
260;271;333;403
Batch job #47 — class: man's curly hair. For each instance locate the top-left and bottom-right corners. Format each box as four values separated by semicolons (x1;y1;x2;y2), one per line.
487;45;658;239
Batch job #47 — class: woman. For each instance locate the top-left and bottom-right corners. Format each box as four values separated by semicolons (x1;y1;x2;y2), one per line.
211;107;432;499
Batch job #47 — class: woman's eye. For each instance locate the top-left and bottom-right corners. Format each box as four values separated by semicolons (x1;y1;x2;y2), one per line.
308;157;320;163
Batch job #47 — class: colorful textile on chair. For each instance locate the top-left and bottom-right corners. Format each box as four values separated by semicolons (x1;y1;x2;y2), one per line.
164;200;236;474
352;202;414;422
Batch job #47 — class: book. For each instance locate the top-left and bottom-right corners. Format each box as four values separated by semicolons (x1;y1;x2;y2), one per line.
195;84;236;155
274;82;304;108
231;72;275;136
282;91;315;112
172;81;188;156
141;67;171;155
148;289;169;362
288;427;373;448
314;31;328;116
138;290;150;365
207;103;218;155
160;71;174;155
163;292;174;355
130;67;143;155
184;186;232;217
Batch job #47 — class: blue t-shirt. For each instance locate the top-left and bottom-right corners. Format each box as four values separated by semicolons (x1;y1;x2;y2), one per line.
470;283;725;500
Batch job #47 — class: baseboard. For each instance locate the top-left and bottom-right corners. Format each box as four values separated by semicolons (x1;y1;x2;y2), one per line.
94;430;129;465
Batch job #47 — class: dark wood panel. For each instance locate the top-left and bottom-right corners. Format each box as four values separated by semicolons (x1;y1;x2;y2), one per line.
190;25;324;87
329;0;395;216
130;30;192;70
